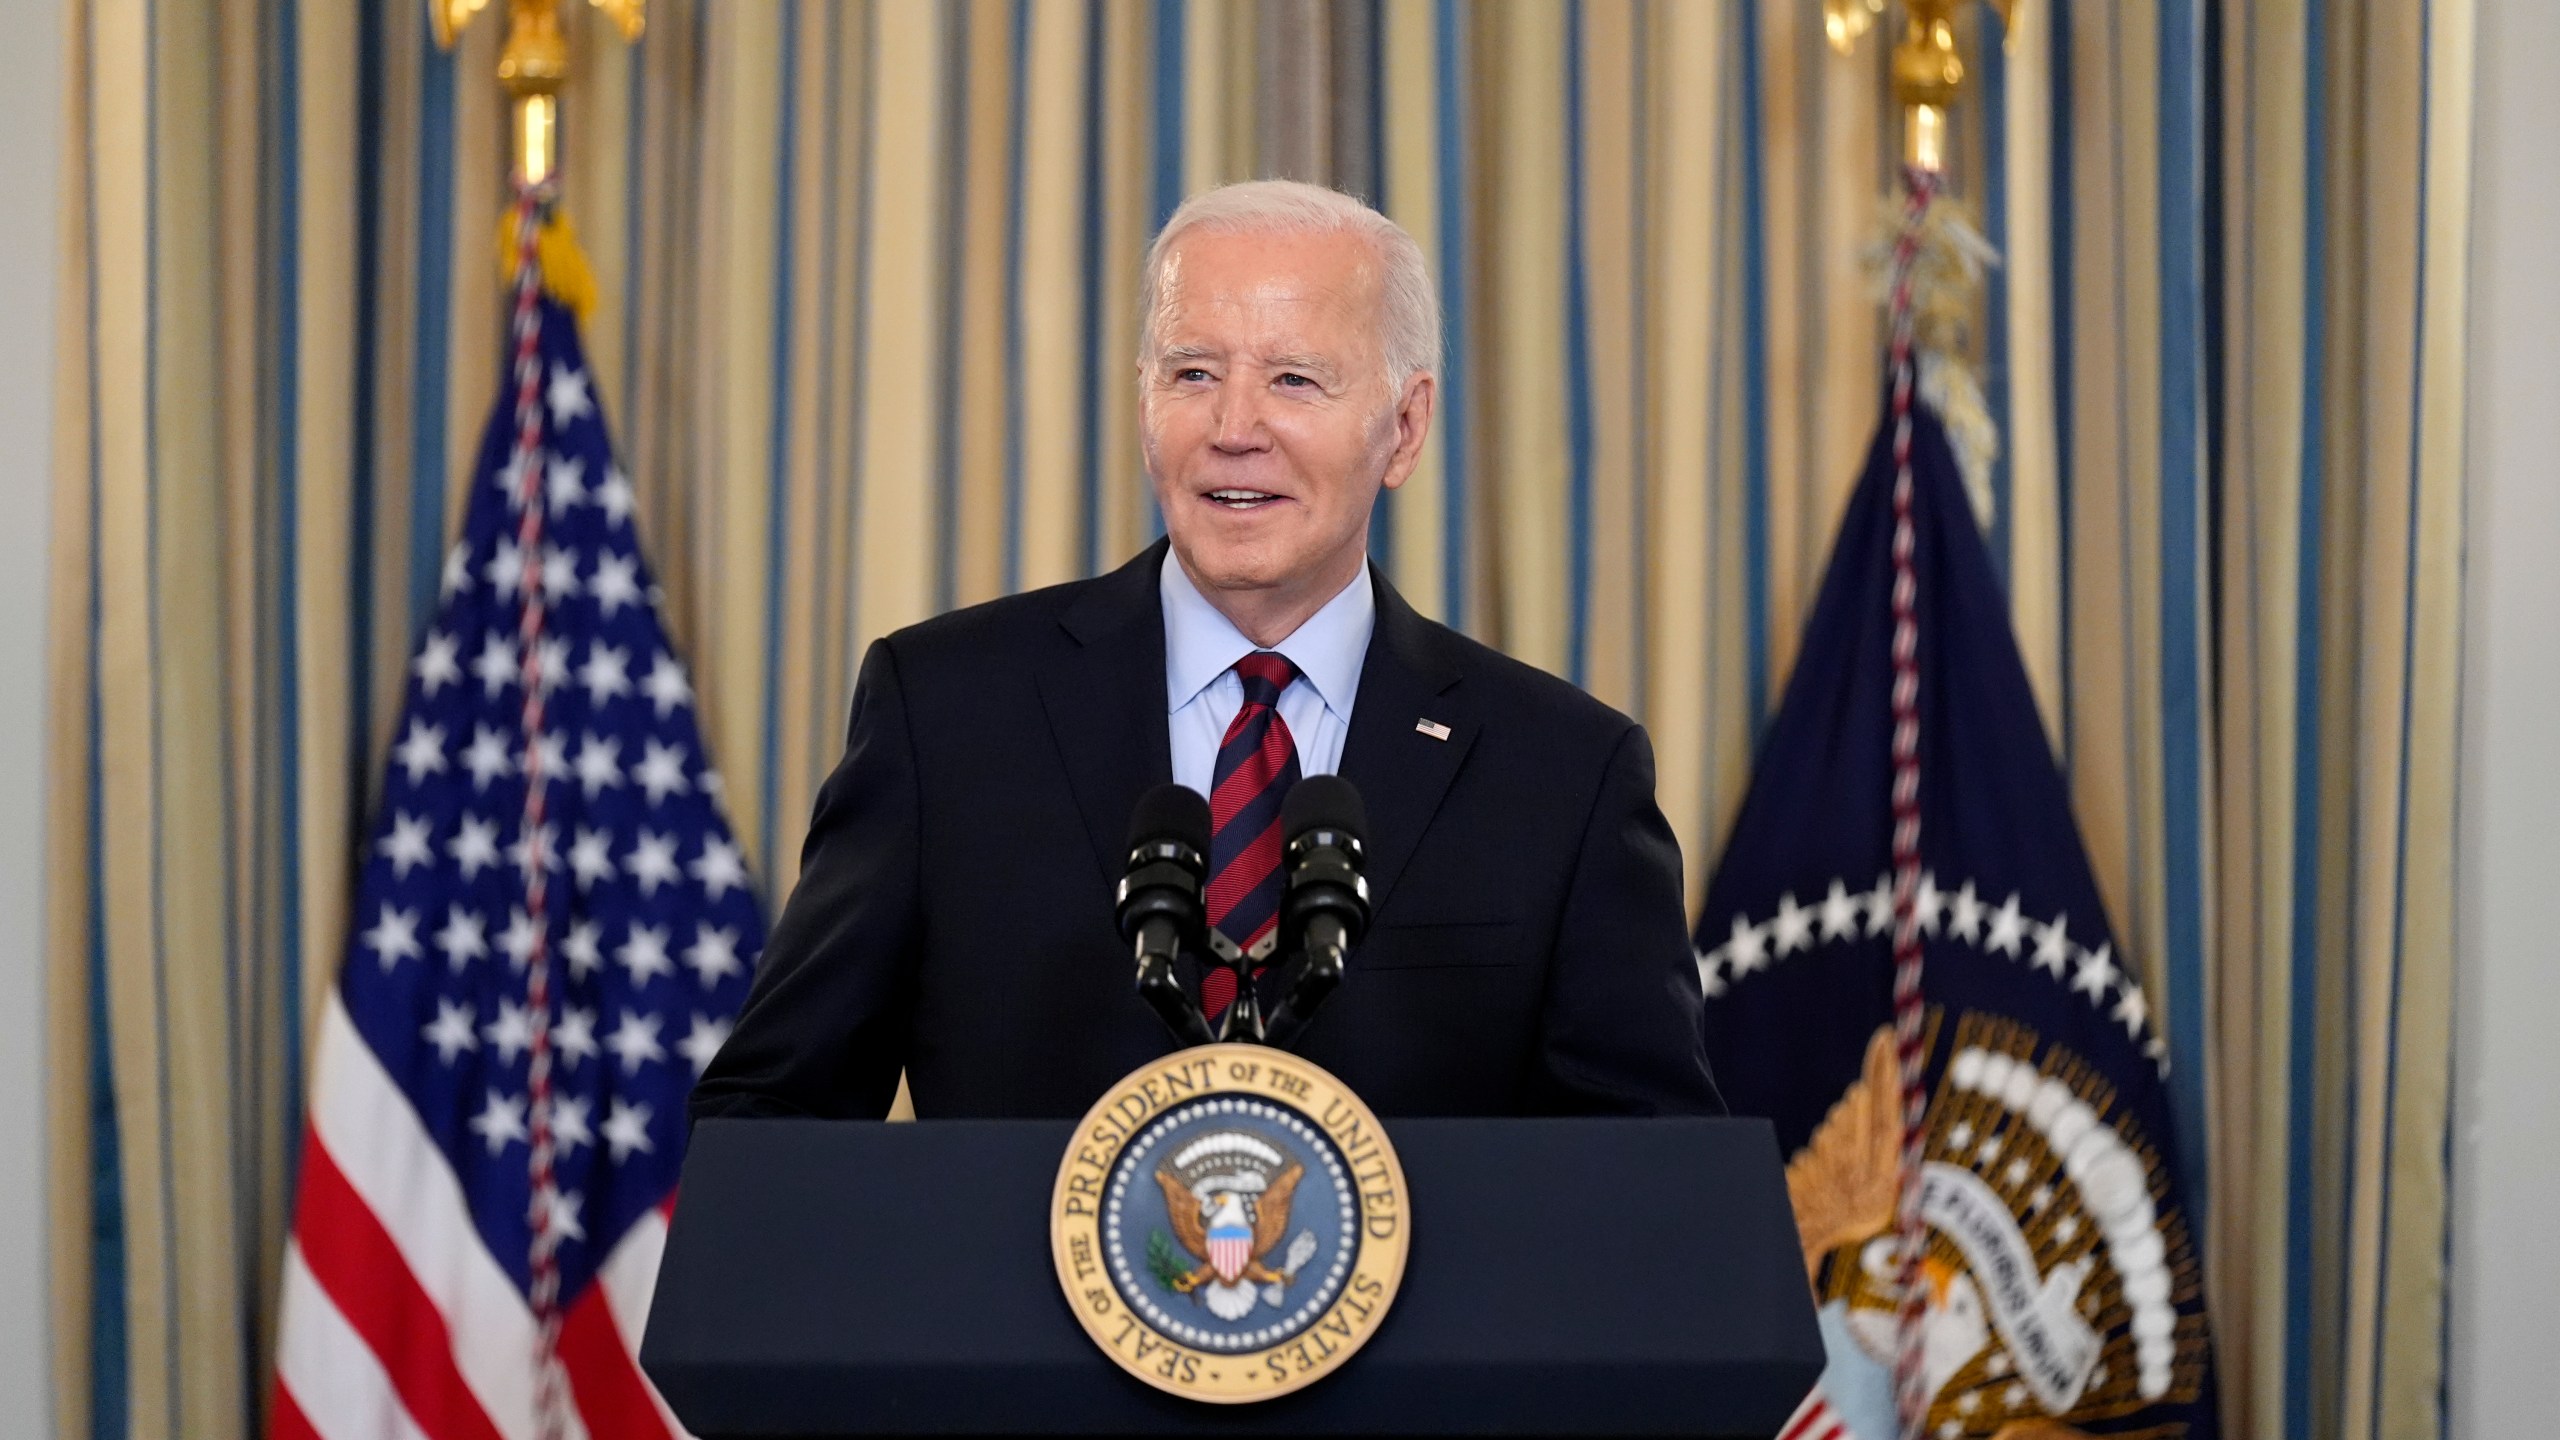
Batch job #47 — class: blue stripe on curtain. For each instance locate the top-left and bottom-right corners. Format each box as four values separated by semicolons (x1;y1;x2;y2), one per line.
86;578;125;1440
1360;0;1391;575
2285;4;2331;1437
350;1;384;764
762;0;803;878
1433;0;1466;624
1150;0;1182;229
1144;0;1180;544
1077;0;1106;576
272;0;308;1163
218;1;256;1393
810;2;851;800
410;25;455;637
2046;0;2075;769
1736;0;1770;727
2155;0;2213;1212
80;28;129;1419
2198;0;2227;667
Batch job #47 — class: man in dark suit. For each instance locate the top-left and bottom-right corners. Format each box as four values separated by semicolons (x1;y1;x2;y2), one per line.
691;180;1720;1122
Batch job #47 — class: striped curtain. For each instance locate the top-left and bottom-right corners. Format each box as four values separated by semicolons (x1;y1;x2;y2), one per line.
43;3;2471;1439
2210;3;2473;1437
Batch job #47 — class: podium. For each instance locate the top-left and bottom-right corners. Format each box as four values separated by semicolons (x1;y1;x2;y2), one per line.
642;1117;1824;1437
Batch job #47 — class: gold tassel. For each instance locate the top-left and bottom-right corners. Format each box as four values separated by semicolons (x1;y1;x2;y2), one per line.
492;204;600;323
1864;190;2005;530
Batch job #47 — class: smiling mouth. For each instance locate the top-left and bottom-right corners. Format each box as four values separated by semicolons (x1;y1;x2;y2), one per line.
1203;488;1285;511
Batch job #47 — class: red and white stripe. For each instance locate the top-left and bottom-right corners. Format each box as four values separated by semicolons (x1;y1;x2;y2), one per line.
273;995;688;1440
1207;1234;1252;1284
1778;1389;1851;1440
1882;166;1940;1440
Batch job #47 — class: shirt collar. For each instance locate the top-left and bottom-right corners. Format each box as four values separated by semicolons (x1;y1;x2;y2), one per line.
1161;553;1375;722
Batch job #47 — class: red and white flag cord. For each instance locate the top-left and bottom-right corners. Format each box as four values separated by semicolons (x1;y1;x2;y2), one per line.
1884;164;1940;1440
502;180;568;1440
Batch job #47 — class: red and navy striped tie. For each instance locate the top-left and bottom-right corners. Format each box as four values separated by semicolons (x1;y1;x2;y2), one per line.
1201;650;1303;1021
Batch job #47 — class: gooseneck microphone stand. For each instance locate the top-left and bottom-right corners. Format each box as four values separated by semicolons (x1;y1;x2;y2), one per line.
1205;930;1264;1044
1119;778;1372;1053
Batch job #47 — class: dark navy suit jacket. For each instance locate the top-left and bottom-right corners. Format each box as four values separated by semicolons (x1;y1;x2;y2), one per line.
690;541;1723;1121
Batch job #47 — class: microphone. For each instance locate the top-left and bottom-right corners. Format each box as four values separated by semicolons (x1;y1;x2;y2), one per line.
1270;775;1370;1043
1117;784;1216;1047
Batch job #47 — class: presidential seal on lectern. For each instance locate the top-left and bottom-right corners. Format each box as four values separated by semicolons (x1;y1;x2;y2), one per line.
1051;1044;1409;1403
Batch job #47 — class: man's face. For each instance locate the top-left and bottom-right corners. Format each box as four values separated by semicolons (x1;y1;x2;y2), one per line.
1140;227;1432;606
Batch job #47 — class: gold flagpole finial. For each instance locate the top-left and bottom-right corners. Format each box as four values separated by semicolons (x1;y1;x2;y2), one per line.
430;0;646;187
1890;0;1970;174
1829;0;2016;176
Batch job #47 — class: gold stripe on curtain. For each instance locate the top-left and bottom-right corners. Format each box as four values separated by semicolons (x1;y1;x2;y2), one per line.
1574;0;1638;717
1998;0;2064;730
851;0;947;664
45;10;99;1436
1018;0;1092;596
1092;0;1155;575
1475;0;1569;680
1638;0;1720;913
1377;0;1445;623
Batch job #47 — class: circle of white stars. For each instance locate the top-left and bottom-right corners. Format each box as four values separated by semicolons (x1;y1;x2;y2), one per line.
1695;873;2172;1075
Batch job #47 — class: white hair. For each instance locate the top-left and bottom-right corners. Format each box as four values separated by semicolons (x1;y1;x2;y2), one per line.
1137;179;1442;387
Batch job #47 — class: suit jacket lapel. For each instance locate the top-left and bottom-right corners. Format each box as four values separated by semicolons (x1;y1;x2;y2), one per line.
1038;541;1175;889
1337;569;1475;922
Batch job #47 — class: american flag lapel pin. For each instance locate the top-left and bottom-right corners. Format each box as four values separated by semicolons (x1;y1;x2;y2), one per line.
1415;718;1452;741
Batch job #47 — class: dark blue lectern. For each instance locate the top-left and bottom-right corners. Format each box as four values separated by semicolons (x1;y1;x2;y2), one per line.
642;1117;1822;1436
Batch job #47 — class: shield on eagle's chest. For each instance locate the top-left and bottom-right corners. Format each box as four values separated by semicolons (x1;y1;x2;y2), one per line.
1207;1216;1252;1284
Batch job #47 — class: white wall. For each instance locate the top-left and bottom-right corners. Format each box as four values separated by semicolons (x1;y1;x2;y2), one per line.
2450;0;2560;1434
0;0;60;1432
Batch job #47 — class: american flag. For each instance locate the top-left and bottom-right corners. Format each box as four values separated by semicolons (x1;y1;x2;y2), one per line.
274;197;763;1440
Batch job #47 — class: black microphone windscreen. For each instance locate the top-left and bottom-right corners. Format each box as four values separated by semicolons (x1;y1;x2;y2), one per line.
1128;782;1212;855
1282;774;1366;843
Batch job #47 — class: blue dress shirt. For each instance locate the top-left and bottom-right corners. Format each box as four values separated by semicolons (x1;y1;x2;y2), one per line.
1161;555;1375;799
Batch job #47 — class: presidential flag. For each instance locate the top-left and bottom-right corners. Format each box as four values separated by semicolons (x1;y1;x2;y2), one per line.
1693;379;2221;1434
273;198;763;1440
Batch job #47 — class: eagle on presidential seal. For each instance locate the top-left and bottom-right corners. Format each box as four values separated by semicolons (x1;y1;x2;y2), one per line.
1151;1130;1324;1321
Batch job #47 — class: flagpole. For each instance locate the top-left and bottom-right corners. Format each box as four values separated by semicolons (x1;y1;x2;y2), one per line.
1828;5;2015;1437
426;8;644;1438
1882;168;1940;1440
1887;22;1950;1433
